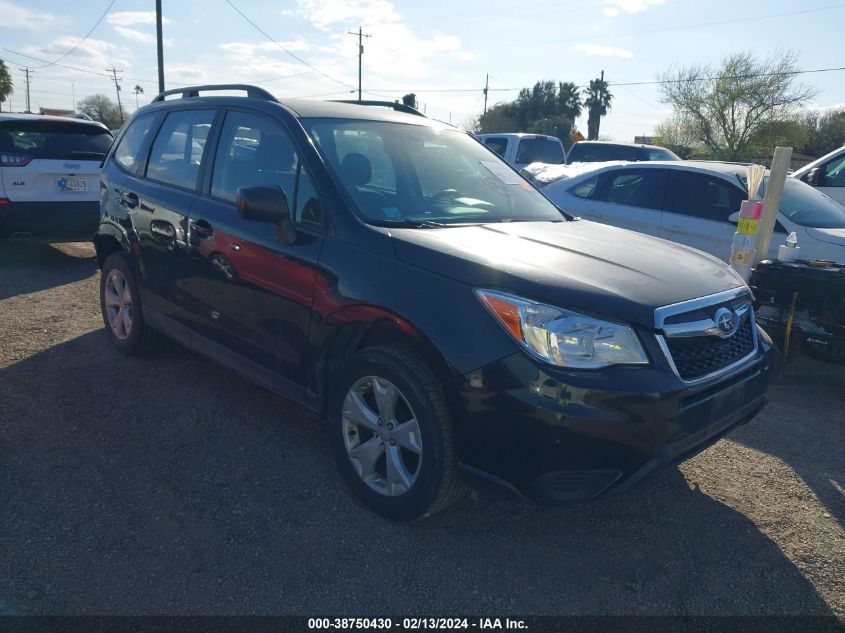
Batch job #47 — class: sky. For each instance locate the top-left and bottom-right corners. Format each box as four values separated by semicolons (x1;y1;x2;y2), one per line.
1;0;844;140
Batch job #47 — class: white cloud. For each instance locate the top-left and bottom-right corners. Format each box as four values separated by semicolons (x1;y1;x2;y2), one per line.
28;38;130;70
168;65;207;80
573;43;634;58
220;40;312;57
0;0;56;28
603;0;665;16
297;0;401;30
112;26;155;44
107;11;170;26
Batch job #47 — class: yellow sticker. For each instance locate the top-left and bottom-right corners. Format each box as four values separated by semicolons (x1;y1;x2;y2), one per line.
737;218;758;236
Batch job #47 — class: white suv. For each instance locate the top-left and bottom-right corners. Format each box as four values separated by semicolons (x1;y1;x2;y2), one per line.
0;114;113;240
791;145;845;206
476;133;566;169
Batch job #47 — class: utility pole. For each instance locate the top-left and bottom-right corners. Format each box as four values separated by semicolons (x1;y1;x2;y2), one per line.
156;0;165;93
483;73;489;115
347;26;371;102
107;67;124;124
19;67;32;113
71;81;76;112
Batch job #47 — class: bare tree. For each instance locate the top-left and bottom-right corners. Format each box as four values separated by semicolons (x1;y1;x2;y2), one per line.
654;115;700;158
78;94;123;129
659;51;815;160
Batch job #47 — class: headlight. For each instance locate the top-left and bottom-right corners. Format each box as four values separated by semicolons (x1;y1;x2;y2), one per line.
475;289;648;369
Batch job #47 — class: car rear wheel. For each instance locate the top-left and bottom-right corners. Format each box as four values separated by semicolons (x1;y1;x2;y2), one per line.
99;251;156;355
328;344;464;521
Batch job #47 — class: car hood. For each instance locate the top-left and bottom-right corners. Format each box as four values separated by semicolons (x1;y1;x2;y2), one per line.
804;226;845;247
390;220;745;329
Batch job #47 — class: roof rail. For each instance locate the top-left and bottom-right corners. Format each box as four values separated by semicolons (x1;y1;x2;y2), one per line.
331;100;426;117
152;84;278;103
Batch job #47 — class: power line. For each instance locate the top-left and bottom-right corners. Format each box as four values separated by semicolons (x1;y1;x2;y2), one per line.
19;67;32;113
610;65;845;87
347;27;372;102
107;67;124;123
34;0;117;69
224;0;356;89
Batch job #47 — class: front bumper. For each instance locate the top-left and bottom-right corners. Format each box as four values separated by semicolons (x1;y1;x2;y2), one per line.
455;328;776;503
0;200;100;240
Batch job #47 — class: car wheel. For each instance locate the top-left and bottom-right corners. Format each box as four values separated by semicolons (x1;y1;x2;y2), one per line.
328;344;465;521
99;251;156;355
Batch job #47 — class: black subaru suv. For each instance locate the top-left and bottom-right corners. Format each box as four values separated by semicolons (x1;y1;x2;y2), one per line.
94;84;775;520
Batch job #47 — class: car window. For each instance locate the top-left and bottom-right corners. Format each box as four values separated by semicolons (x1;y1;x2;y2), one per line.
768;177;845;229
146;109;214;190
0;120;112;160
569;143;639;163
294;162;323;227
666;171;744;221
569;174;601;199
644;147;679;161
515;138;565;165
114;114;156;172
595;169;665;210
334;128;396;193
821;155;845;187
483;137;508;158
211;110;299;205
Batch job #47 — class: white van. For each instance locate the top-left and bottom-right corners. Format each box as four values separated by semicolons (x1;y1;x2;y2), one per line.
791;145;845;205
476;133;566;169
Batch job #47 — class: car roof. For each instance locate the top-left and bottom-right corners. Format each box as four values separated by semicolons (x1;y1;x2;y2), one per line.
476;132;559;139
571;140;672;151
561;160;755;182
0;113;110;131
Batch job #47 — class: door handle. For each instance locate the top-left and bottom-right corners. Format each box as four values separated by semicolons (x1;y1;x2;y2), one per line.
191;219;214;238
150;221;175;239
114;188;139;210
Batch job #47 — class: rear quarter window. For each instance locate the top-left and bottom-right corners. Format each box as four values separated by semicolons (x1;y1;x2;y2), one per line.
0;120;112;160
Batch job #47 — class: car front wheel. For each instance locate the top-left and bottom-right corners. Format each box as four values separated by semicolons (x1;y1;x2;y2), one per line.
328;344;464;521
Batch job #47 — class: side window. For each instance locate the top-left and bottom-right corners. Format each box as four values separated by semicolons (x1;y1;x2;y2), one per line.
114;114;156;172
210;110;298;204
821;155;845;187
294;162;323;227
146;110;214;189
595;169;665;210
667;172;744;220
484;137;508;158
569;174;601;199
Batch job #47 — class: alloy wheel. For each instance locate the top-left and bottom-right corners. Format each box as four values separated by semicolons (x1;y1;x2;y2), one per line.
103;269;133;340
341;376;423;496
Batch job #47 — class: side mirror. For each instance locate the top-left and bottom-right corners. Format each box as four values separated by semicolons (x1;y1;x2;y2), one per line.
806;167;822;186
235;185;297;244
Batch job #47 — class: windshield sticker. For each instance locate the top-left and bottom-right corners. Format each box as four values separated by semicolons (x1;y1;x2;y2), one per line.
480;160;523;185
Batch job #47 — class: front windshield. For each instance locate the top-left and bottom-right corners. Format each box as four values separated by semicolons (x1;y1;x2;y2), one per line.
304;118;566;226
760;177;845;229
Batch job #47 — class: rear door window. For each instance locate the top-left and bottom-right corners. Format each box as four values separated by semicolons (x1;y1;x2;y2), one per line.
515;138;564;164
821;155;845;187
594;169;666;210
146;109;215;190
666;171;744;221
0;120;112;160
483;137;508;158
113;114;156;172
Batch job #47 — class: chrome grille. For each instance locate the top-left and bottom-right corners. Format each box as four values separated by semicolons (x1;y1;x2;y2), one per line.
665;317;756;380
655;288;759;382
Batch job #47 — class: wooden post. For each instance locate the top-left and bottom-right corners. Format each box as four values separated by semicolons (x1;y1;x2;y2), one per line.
755;146;793;265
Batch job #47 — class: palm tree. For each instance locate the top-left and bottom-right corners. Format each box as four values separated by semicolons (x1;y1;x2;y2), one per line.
133;84;144;109
584;73;613;140
0;60;13;113
557;81;582;121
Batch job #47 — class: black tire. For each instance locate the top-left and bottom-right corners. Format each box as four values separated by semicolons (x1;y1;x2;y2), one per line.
328;344;465;521
99;251;156;355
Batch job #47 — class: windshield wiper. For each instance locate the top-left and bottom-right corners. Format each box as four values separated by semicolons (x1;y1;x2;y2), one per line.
370;218;453;229
68;151;107;159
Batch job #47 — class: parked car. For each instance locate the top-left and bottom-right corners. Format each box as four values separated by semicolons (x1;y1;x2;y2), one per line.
95;84;775;520
0;114;113;240
542;160;845;263
791;145;845;205
476;133;566;169
566;140;679;164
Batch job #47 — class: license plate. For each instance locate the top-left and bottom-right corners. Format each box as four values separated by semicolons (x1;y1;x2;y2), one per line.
710;381;747;424
57;176;87;192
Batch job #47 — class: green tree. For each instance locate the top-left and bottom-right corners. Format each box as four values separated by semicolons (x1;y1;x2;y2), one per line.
658;51;814;160
78;94;123;129
476;80;581;140
133;84;144;109
584;74;612;140
801;108;845;157
654;115;700;159
0;60;13;113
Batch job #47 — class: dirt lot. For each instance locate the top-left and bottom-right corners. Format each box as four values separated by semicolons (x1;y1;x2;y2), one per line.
1;241;843;616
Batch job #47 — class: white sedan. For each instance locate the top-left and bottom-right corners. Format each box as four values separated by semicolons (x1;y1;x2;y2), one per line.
541;160;845;264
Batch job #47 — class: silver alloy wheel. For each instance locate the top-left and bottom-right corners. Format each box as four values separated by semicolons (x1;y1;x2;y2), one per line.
103;269;133;340
342;376;423;496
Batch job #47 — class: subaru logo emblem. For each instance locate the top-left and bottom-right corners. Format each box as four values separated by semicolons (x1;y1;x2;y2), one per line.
714;307;739;337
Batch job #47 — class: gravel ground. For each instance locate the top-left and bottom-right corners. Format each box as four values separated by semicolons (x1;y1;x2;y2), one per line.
1;241;843;616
